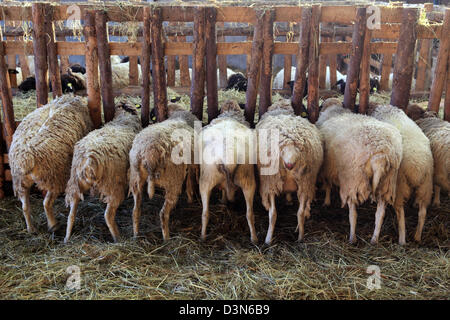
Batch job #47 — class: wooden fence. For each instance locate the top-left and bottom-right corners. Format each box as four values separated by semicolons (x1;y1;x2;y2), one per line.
0;2;449;198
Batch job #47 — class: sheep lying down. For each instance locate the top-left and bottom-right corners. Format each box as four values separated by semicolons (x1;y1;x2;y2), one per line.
64;103;142;243
200;100;258;244
317;98;403;244
9;95;93;233
129;104;198;241
256;99;323;244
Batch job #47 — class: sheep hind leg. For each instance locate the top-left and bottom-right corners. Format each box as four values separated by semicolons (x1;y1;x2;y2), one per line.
44;191;59;232
297;195;307;241
64;196;80;243
132;190;142;238
394;204;406;245
348;201;358;244
323;184;331;207
414;203;427;242
19;187;36;233
264;193;277;245
104;203;120;242
432;185;440;207
242;183;258;245
370;200;386;245
200;181;214;241
160;198;176;241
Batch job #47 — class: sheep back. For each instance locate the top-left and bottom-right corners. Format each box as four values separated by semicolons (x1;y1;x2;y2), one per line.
9;95;93;195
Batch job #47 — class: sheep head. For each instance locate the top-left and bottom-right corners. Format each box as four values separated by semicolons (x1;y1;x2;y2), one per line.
320;98;342;112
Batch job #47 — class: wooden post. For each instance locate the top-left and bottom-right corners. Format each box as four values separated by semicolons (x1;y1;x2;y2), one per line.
95;10;115;123
205;7;218;123
141;6;151;127
445;53;450;121
307;5;321;123
18;55;30;80
291;7;311;116
190;7;206;121
415;3;434;92
32;3;48;107
0;41;16;148
319;36;327;89
178;24;191;87
84;10;102;129
246;35;252;79
343;7;366;112
390;8;419;110
218;22;227;88
428;9;450;113
0;126;4;199
380;54;392;91
150;7;168;122
45;5;62;98
166;22;176;87
245;10;264;125
258;9;275;119
283;27;293;91
359;28;372;114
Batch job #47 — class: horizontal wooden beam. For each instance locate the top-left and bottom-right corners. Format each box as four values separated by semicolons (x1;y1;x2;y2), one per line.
0;4;435;24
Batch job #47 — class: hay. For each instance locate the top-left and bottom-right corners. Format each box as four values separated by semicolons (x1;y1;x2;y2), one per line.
0;185;448;299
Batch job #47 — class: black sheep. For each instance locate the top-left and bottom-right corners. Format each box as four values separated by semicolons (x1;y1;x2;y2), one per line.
69;64;86;74
18;76;36;92
335;76;380;95
149;97;182;122
286;78;308;98
8;69;19;75
120;56;141;64
225;73;247;92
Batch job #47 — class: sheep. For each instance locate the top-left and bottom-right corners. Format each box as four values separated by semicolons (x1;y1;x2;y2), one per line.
256;99;324;244
64;103;142;243
174;68;235;87
316;98;403;244
69;63;86;74
226;73;247;92
273;66;346;90
406;104;449;207
199;100;258;243
335;76;381;95
111;62;143;89
368;103;433;243
129;104;199;241
9;95;93;233
18;69;86;93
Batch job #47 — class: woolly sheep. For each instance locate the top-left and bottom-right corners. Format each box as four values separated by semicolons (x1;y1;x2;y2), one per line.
9;95;93;233
64;103;142;243
256;99;323;244
199;100;258;243
129;104;199;241
317;98;403;244
406;104;449;207
368;103;433;243
273;66;346;90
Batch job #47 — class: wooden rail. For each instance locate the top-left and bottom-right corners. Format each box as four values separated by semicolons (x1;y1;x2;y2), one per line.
0;2;448;199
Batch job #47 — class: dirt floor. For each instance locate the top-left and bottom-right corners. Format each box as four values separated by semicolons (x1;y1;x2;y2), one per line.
0;185;448;300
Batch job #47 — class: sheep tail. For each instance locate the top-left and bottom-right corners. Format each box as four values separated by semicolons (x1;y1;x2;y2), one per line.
218;163;236;197
80;156;99;184
147;179;155;199
370;154;389;194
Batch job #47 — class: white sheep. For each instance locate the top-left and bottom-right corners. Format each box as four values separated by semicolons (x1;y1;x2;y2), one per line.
64;103;142;243
317;98;403;244
9;95;93;233
129;104;199;241
199;100;258;243
273;66;346;90
368;103;433;243
256;99;324;244
174;68;235;87
406;104;449;207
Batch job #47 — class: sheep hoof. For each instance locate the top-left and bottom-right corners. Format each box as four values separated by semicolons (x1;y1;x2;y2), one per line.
63;236;70;244
27;225;38;234
251;237;258;245
348;237;357;244
398;239;406;246
432;201;440;208
370;238;378;245
414;234;422;243
48;222;60;233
